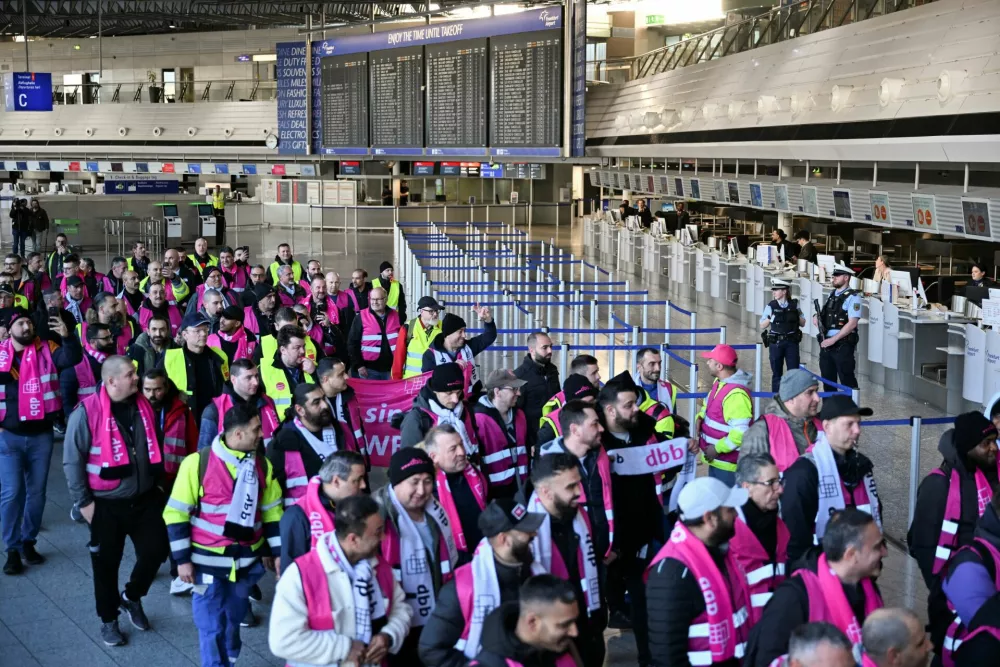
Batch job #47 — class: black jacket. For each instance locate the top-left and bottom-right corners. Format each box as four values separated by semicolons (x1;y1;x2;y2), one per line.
418;559;533;667
471;603;582;667
0;334;82;434
796;242;817;263
603;411;667;556
781;447;877;567
955;592;1000;666
278;493;335;574
266;420;327;495
10;204;31;233
538;438;612;560
744;553;880;667
647;542;741;667
31;305;76;345
514;354;560;433
909;428;998;588
397;383;477;452
154;345;226;422
421;320;498;394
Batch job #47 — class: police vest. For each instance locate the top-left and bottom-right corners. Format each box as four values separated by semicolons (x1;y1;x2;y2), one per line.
768;299;801;336
820;289;858;332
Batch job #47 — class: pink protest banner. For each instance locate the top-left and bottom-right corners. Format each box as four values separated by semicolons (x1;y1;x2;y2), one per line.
348;362;473;467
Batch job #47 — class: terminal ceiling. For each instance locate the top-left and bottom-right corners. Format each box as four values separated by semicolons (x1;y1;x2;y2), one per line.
0;0;559;37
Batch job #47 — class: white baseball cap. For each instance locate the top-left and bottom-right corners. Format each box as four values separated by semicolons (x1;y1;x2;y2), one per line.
677;477;749;521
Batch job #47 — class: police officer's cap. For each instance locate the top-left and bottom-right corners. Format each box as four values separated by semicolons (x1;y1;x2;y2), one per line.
832;265;856;277
770;279;791;290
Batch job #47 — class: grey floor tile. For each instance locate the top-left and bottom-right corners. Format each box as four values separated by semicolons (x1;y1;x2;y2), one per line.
7;616;95;653
0;642;42;667
31;643;119;667
0;573;45;600
101;637;196;667
0;622;22;647
151;616;201;648
0;594;65;625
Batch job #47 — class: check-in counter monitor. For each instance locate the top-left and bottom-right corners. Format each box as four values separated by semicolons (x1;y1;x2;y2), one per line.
194;202;217;239
156;203;181;241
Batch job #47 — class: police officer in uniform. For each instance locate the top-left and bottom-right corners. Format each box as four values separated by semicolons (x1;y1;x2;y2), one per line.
760;279;804;393
814;265;862;390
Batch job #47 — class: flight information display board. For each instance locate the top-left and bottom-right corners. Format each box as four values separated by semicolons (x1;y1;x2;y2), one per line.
505;163;547;179
426;38;488;148
320;54;369;151
370;46;424;149
490;31;562;151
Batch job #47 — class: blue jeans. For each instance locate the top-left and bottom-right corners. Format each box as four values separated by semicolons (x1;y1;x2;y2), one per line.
10;229;32;258
768;339;801;393
191;561;264;667
0;430;54;552
707;465;736;487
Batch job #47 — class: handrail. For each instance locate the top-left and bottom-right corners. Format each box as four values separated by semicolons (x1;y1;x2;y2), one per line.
623;0;939;82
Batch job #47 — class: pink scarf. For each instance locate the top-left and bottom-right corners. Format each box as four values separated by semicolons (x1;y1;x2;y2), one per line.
807;553;883;644
91;386;161;474
83;340;109;365
0;337;61;421
296;476;336;548
436;465;487;551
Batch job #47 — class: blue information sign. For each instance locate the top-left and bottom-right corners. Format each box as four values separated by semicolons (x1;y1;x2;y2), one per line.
571;0;586;157
276;42;309;155
3;72;52;112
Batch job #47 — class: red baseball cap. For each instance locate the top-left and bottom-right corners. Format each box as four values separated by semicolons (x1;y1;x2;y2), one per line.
701;344;738;366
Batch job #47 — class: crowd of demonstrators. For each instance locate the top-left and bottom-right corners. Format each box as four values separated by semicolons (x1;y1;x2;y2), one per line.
0;234;995;667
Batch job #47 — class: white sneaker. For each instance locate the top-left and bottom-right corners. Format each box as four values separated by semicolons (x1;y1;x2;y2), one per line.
170;577;194;596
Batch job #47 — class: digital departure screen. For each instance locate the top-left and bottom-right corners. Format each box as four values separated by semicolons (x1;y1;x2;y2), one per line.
340;161;362;175
490;31;562;149
425;39;488;148
321;54;369;149
370;46;424;148
412;162;436;176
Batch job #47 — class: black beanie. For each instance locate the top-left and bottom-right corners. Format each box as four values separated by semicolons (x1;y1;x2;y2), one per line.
389;447;435;486
953;412;998;457
429;362;465;393
440;312;467;339
379;261;393;274
562;374;597;401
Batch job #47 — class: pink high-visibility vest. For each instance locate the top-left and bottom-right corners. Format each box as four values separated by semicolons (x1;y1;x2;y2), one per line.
0;338;61;422
436;465;487;552
475;409;528;489
698;379;750;467
189;449;266;550
359;309;400;361
729;511;790;623
942;538;1000;667
295;545;394;632
761;413;823;472
83;390;160;491
929;464;997;576
295;476;336;549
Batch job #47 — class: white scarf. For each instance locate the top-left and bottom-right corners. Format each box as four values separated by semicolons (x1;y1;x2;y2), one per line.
65;295;85;323
211;437;259;533
810;432;881;540
459;538;545;658
294;417;337;460
432;346;478;386
428;398;477;456
388;486;458;626
668;451;698;512
321;531;386;644
526;492;600;614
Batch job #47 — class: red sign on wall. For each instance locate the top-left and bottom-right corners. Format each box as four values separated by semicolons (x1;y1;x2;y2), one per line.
271;164;286;176
68;161;80;171
162;163;175;173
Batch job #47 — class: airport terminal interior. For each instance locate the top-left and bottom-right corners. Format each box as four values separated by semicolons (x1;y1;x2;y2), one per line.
0;0;998;665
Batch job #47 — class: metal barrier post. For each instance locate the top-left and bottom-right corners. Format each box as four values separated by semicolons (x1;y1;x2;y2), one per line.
689;312;698;365
624;280;631;325
908;416;922;526
560;343;569;379
852;387;861;405
754;343;763;415
590;300;598;348
688;362;699;425
631;326;640;370
665;305;672;347
558;293;565;333
607;304;616;378
642;301;649;346
574;291;581;349
719;326;727;344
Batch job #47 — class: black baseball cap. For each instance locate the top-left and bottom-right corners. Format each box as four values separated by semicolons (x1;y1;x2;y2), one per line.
819;395;873;420
478;498;546;538
417;296;442;311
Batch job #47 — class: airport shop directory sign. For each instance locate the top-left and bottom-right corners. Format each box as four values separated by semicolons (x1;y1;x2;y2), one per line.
277;6;581;158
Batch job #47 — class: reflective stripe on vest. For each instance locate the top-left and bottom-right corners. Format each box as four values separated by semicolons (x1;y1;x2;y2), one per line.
404;317;441;378
360;309;400;361
686;606;749;666
191;449;266;550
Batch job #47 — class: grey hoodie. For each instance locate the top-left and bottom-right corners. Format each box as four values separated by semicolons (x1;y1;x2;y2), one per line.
739;395;819;462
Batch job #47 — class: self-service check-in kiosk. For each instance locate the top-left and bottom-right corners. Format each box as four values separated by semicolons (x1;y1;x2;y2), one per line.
191;202;217;240
154;203;182;243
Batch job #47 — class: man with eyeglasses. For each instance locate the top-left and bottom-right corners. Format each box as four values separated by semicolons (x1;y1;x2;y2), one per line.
61;321;116;418
347;286;399;380
473;369;531;500
248;264;269;291
394;295;442;379
730;453;790;624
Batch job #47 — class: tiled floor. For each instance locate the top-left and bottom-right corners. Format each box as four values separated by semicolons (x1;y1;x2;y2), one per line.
0;219;932;667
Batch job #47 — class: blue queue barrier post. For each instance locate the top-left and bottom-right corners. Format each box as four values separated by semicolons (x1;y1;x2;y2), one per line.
910;415;922;527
